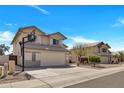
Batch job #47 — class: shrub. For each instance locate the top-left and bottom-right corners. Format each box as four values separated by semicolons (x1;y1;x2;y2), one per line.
89;56;101;67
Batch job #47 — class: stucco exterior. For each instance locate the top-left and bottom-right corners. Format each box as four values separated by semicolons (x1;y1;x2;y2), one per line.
0;56;9;65
71;42;111;63
12;26;69;67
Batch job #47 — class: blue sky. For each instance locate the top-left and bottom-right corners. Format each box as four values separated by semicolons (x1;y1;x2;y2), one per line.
0;5;124;53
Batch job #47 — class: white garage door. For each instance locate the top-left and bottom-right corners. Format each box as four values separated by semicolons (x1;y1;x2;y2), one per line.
41;51;66;66
101;56;108;63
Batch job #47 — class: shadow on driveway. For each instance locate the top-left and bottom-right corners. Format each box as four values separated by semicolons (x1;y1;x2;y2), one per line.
16;65;76;71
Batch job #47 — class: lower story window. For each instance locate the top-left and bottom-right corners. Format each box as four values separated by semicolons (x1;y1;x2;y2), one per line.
32;52;36;61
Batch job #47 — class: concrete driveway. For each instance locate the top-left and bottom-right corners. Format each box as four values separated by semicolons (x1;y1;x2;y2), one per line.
1;64;124;88
26;64;124;88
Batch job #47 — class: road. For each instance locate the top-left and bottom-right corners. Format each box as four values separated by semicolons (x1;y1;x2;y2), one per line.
66;71;124;88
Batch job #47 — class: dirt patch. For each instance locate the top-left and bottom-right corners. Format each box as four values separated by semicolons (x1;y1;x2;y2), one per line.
0;72;35;84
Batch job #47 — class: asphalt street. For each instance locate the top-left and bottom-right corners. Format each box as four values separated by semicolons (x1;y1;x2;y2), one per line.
66;71;124;88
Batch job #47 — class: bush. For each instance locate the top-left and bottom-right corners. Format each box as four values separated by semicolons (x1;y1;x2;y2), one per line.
89;56;101;67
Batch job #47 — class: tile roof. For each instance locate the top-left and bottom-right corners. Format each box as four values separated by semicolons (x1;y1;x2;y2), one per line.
81;42;101;47
49;32;67;39
24;43;69;52
11;25;46;44
81;42;111;48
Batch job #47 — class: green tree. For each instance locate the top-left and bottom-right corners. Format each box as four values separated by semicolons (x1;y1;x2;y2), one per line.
89;56;101;67
118;52;124;62
72;43;86;66
0;44;10;55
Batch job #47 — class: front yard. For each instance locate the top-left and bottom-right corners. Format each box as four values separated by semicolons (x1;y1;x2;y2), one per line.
0;71;35;84
70;62;124;69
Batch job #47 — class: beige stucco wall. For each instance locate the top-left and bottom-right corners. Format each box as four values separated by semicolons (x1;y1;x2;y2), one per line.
41;36;49;45
85;46;98;56
0;56;9;65
85;45;110;56
25;51;41;61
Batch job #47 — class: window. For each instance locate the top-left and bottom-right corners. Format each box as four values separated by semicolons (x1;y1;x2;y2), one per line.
53;39;59;45
32;52;36;61
102;48;107;52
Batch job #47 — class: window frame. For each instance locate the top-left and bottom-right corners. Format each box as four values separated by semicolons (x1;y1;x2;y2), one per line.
53;39;59;45
32;52;36;62
102;48;107;53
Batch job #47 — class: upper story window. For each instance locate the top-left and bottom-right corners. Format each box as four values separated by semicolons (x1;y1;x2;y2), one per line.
102;48;107;53
53;39;59;45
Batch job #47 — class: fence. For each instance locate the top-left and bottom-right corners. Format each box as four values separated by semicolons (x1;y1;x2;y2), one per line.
0;56;9;65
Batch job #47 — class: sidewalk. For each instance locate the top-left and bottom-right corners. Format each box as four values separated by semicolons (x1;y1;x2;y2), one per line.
0;79;50;88
1;65;124;88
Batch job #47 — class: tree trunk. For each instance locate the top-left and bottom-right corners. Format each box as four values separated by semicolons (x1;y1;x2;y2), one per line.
93;63;95;67
76;56;80;66
76;61;80;66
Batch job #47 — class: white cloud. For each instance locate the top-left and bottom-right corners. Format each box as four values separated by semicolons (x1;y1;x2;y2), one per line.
66;36;98;49
5;23;18;26
70;36;98;43
119;19;124;24
66;42;74;49
110;47;124;52
0;31;14;55
29;5;50;15
112;18;124;27
109;41;124;52
112;23;121;27
0;31;14;41
5;45;13;55
5;24;13;26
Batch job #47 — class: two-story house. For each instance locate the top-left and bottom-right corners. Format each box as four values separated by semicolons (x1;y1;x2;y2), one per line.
71;42;111;63
11;26;69;67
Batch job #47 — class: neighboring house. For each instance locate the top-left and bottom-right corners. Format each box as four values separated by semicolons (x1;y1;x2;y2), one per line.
71;42;111;64
11;26;69;67
111;52;121;64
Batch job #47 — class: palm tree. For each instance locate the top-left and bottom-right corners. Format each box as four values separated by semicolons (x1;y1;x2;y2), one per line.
71;43;86;66
0;44;10;55
118;52;124;62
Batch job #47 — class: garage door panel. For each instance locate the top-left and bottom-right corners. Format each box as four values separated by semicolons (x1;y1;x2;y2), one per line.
101;56;108;63
41;51;66;66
